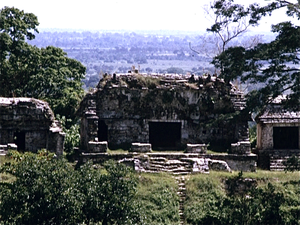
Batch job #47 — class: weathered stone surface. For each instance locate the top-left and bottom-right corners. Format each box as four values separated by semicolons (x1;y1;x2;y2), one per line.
185;144;207;153
207;159;232;172
79;152;257;172
230;141;251;155
130;143;152;152
181;158;209;173
256;98;300;169
7;143;17;150
88;141;107;153
78;73;250;151
0;98;64;155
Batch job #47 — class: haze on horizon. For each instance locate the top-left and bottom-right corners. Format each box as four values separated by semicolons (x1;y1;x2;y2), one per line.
1;0;299;33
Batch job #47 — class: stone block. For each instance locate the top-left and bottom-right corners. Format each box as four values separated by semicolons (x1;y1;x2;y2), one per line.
185;144;207;153
0;145;8;151
7;143;17;150
88;141;108;153
230;141;251;155
130;143;152;152
207;159;232;172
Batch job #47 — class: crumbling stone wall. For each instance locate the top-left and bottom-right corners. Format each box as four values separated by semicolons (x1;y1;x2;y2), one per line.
78;73;249;151
0;98;65;155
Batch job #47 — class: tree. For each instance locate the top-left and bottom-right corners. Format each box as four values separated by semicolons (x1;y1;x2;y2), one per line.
0;7;85;123
0;151;140;225
77;160;140;225
211;0;300;111
0;151;84;224
190;0;263;59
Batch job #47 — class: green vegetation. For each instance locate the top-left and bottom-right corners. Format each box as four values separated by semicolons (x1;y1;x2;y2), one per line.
136;173;180;225
0;151;139;225
184;171;300;225
135;74;160;89
283;155;300;172
210;0;300;112
57;115;81;160
1;152;300;224
0;7;85;124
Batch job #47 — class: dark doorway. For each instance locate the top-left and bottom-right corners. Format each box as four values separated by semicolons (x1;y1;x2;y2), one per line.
98;120;108;141
14;131;26;151
273;127;299;149
149;122;181;150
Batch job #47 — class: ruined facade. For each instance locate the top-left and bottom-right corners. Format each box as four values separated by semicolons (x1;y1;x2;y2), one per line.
78;73;250;152
256;100;300;169
0;98;65;155
256;105;300;150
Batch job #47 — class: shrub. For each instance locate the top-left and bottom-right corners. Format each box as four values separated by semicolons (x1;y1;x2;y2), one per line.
283;155;300;172
0;153;140;225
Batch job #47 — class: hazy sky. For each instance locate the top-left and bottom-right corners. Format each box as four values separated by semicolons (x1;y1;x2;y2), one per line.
0;0;298;32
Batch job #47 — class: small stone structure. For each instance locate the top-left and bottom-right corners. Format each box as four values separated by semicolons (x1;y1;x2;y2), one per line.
230;141;251;155
185;144;207;153
256;97;300;170
130;143;152;152
0;98;65;155
78;72;250;152
88;141;108;153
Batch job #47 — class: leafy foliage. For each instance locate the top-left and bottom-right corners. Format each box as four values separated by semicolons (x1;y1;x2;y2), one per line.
185;172;300;225
283;155;300;172
210;1;300;111
56;115;80;159
0;7;85;121
0;152;140;225
0;151;83;225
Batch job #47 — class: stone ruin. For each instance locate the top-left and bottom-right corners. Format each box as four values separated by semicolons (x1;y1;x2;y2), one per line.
0;98;65;155
256;97;300;170
78;72;250;151
77;72;257;172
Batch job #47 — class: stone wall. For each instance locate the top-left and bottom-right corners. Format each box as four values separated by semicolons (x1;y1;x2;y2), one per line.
0;98;65;155
78;73;250;151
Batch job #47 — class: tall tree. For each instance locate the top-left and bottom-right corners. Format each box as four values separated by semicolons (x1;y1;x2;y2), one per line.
190;0;263;59
211;0;300;112
0;7;85;123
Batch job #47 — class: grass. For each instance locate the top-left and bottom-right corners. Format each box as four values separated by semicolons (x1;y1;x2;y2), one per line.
136;172;180;225
106;149;129;154
184;170;300;224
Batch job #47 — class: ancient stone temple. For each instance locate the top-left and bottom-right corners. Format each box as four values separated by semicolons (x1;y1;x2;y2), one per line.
78;72;250;152
256;97;300;170
0;98;65;155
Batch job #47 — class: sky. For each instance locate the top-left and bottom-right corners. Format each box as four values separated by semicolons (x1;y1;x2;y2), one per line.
0;0;299;32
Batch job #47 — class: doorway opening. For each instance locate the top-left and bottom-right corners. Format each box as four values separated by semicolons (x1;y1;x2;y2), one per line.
273;127;299;149
98;120;108;141
149;122;181;150
14;131;26;151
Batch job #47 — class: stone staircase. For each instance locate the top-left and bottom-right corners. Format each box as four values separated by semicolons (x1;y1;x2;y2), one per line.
269;150;300;171
145;157;192;175
175;176;187;225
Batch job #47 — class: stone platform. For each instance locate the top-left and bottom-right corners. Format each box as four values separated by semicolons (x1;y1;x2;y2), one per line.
79;152;257;173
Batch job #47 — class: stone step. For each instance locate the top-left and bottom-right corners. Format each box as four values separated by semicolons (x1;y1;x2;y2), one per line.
149;157;167;162
270;158;286;171
178;187;186;191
